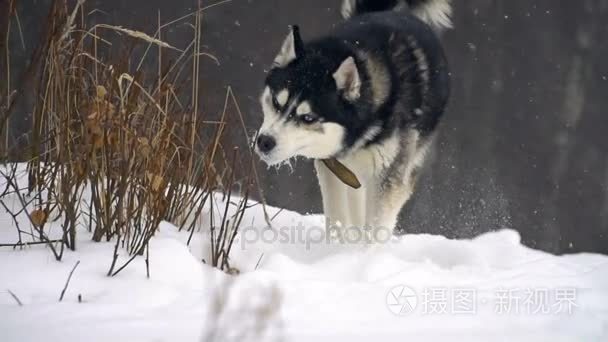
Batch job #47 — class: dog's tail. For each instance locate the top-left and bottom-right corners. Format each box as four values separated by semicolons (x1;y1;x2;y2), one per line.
341;0;452;31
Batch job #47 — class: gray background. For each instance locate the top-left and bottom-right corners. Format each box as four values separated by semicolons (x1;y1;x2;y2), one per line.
11;0;608;254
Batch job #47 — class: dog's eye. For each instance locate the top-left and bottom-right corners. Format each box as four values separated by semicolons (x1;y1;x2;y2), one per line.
300;114;318;124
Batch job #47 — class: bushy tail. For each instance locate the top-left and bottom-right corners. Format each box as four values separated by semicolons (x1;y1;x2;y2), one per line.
341;0;453;30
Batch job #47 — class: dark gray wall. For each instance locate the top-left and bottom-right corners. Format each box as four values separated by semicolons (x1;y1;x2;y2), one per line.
11;0;608;254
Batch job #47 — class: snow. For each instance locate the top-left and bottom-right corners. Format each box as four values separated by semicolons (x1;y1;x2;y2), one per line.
1;169;608;341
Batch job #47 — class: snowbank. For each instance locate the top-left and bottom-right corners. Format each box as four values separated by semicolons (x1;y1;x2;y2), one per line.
1;197;607;341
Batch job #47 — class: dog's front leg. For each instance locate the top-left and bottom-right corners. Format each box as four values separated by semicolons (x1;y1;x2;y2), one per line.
365;180;414;243
314;160;351;238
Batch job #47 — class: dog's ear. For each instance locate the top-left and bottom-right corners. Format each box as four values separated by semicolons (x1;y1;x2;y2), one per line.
273;25;304;68
333;56;361;101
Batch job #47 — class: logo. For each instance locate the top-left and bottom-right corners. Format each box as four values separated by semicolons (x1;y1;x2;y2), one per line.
386;285;418;316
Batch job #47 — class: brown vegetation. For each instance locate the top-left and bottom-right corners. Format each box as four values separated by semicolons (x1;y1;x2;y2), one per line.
0;0;261;275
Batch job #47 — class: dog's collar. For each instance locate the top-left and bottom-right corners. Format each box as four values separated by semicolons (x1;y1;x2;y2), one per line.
321;158;361;189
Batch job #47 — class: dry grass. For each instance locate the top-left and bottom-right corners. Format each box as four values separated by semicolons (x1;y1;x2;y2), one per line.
0;0;257;275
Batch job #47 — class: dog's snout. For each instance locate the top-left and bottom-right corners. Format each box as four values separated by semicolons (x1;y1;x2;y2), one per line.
257;134;276;153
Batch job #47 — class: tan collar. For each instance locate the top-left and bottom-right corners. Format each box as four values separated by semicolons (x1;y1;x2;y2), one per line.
321;158;361;189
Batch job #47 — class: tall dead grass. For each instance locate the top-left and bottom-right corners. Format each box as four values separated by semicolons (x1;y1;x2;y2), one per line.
0;0;257;275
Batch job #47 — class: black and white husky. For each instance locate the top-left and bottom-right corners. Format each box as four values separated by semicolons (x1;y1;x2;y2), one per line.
255;0;452;242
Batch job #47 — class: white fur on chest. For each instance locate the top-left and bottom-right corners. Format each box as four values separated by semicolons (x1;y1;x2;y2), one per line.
340;131;401;183
315;130;425;243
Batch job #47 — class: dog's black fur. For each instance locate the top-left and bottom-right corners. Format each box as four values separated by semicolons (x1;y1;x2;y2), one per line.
264;8;450;155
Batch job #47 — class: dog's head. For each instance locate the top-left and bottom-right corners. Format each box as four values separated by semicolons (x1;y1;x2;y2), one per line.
255;26;362;166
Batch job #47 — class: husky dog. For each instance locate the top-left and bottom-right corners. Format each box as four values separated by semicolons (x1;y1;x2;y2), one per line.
255;0;452;241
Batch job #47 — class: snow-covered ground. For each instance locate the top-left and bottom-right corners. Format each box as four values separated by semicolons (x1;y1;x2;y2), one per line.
1;171;607;341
